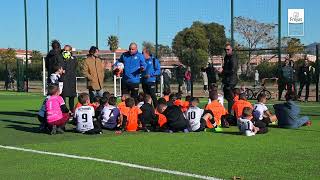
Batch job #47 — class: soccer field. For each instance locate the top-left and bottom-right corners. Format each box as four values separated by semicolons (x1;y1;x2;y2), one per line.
0;92;319;180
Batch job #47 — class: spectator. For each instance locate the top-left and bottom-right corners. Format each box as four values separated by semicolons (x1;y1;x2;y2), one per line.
45;40;64;84
162;69;172;92
254;70;259;87
201;67;208;93
61;45;78;110
278;59;294;101
298;59;314;102
83;46;105;102
205;59;217;90
176;64;185;94
184;67;192;94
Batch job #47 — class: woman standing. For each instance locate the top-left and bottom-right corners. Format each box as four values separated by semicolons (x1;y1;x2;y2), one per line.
185;67;192;95
61;45;78;111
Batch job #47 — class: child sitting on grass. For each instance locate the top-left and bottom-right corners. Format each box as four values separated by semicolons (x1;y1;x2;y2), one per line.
238;107;259;136
163;89;171;102
205;91;230;127
157;100;189;133
73;93;102;134
118;97;143;132
118;94;130;114
45;84;70;135
231;93;253;120
140;94;158;131
185;97;215;132
233;88;241;102
253;93;277;125
101;96;120;130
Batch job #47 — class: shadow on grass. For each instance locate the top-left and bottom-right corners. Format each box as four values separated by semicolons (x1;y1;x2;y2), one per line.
25;109;39;113
5;124;41;134
216;131;241;136
0;119;39;126
0;111;37;117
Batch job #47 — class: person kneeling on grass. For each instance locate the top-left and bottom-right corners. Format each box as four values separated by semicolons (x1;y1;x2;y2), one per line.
157;100;189;133
73;93;102;134
273;92;311;129
46;84;70;135
38;84;56;132
253;93;277;126
101;96;120;130
185;97;216;132
238;107;259;136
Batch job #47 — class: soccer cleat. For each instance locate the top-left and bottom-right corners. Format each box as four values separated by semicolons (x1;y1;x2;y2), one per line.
214;126;223;132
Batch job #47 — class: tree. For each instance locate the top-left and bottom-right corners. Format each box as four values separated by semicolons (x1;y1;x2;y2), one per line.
142;42;173;58
234;16;277;75
0;48;17;73
285;38;304;58
142;41;156;55
172;22;210;76
107;35;119;52
30;50;43;65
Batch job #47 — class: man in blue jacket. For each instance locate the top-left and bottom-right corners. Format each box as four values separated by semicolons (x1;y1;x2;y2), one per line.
118;43;146;99
141;47;161;107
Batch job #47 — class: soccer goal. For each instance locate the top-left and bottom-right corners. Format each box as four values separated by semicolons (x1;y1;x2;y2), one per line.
42;52;116;96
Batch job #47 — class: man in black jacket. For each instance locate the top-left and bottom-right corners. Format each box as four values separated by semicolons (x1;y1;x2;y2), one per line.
298;59;314;101
206;59;217;90
218;44;238;113
45;40;64;84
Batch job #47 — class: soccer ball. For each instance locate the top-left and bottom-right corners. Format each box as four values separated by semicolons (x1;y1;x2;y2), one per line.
62;51;71;59
113;62;124;77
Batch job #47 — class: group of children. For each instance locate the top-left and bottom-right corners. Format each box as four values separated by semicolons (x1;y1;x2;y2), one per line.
38;82;310;136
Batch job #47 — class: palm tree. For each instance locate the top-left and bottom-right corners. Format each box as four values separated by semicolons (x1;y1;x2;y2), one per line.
107;35;119;52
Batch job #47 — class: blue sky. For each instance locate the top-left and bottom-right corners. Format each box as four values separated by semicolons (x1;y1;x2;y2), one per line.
0;0;319;53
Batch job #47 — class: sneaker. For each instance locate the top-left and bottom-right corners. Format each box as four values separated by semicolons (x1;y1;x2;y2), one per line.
115;130;122;135
168;130;173;133
144;128;150;132
50;125;57;135
214;126;223;132
305;121;312;126
183;128;189;133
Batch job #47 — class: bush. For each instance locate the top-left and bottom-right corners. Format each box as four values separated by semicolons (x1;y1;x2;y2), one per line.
256;61;278;79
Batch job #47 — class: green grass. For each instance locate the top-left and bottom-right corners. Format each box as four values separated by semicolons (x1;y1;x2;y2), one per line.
0;92;319;179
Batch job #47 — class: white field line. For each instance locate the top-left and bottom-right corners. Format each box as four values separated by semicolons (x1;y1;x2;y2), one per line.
0;145;221;180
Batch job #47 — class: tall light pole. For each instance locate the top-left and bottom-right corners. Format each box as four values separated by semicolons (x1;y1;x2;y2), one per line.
24;0;29;92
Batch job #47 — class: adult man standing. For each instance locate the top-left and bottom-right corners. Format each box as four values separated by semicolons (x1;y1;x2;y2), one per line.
218;43;238;113
118;43;146;99
176;64;185;94
278;59;294;101
141;47;161;106
206;59;217;90
83;46;105;101
61;45;78;110
45;40;64;84
298;59;314;102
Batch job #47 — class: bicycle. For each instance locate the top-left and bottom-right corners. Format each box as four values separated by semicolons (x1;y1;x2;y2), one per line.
245;84;272;100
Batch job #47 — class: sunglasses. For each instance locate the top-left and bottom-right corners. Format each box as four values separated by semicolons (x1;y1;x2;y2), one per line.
224;49;231;51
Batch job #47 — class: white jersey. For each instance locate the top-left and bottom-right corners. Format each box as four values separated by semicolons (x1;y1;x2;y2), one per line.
137;102;144;108
253;103;268;120
50;73;63;93
185;106;204;131
74;106;95;132
238;117;255;136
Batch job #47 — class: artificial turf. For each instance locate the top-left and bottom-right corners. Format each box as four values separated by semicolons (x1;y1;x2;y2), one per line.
0;91;319;180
